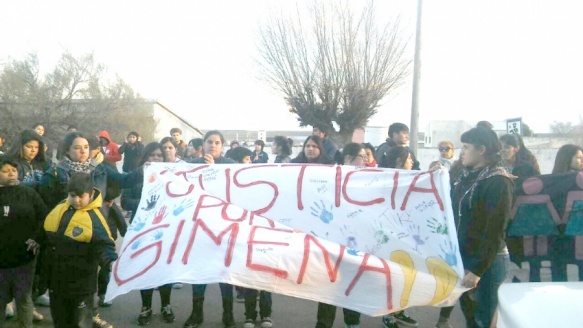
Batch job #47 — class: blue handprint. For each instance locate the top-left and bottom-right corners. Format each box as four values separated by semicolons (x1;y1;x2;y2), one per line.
347;248;360;256
129;219;146;232
131;237;144;250
173;198;195;216
153;230;164;240
310;200;333;224
439;239;458;266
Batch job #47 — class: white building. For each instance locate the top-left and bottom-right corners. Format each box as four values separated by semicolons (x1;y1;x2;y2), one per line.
149;100;203;141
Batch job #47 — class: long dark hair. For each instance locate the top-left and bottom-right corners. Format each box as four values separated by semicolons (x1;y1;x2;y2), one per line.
7;129;47;164
292;135;332;164
60;131;91;161
552;144;583;174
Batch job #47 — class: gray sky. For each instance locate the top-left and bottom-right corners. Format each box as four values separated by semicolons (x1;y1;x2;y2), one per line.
1;0;582;133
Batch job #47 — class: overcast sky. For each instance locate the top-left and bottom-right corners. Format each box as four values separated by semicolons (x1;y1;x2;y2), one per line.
1;0;582;133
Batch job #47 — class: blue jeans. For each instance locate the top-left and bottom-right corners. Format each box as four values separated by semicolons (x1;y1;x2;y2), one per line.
460;253;510;328
0;259;36;328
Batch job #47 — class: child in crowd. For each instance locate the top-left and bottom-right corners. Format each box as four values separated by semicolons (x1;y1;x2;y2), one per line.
251;140;269;163
43;173;118;328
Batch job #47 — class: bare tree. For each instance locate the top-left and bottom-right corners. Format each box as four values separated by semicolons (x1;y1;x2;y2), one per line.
0;51;156;150
256;1;412;145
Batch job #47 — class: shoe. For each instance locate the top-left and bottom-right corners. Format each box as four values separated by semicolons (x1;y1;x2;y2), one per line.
5;302;14;318
161;305;175;323
394;311;418;327
35;294;51;307
345;325;360;328
173;283;183;289
260;317;273;328
93;314;113;328
381;315;398;328
99;295;112;307
244;319;255;328
184;313;203;328
236;291;245;303
33;308;44;321
138;307;152;326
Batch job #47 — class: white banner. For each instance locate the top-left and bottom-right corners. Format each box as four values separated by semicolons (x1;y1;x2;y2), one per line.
106;162;466;316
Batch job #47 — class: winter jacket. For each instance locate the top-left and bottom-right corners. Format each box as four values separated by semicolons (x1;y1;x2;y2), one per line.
43;189;117;296
251;150;269;164
118;141;145;173
13;158;50;189
452;165;514;277
274;155;291;164
97;130;122;167
176;140;188;159
0;185;48;268
322;137;339;163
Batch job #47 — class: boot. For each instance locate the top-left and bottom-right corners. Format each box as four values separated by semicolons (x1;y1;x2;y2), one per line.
222;297;235;328
184;297;204;328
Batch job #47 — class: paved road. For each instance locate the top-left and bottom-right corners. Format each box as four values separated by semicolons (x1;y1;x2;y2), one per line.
9;283;466;328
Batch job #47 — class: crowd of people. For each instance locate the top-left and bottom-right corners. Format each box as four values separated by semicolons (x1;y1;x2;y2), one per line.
1;121;582;328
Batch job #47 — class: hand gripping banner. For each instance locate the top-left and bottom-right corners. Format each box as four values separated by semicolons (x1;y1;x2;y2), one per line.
106;162;466;316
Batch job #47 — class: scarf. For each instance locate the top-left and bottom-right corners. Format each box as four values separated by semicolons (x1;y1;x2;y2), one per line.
61;157;93;174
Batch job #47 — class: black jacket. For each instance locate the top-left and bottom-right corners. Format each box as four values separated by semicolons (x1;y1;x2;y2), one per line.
0;185;48;268
118;141;145;173
452;166;514;277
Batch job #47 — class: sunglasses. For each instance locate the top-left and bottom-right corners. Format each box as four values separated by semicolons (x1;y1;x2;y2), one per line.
439;147;452;152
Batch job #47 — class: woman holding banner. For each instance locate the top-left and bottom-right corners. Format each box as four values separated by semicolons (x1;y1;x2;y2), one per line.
122;142;177;325
452;126;514;328
185;130;237;328
315;143;367;328
378;146;420;328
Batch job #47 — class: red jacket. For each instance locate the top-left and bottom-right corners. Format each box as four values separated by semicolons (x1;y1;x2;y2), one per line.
97;130;121;164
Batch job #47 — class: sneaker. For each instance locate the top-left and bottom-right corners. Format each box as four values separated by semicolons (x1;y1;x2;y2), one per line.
260;317;273;328
236;291;245;303
5;302;14;318
138;307;152;326
33;308;44;321
173;283;183;289
93;314;113;328
244;319;255;328
35;294;51;307
394;311;418;327
99;295;112;307
381;315;398;328
161;305;175;323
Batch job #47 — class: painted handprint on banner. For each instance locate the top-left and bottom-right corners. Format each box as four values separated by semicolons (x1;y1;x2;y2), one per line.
427;217;448;235
310;200;333;223
439;239;458;266
142;194;160;211
130;230;164;251
408;224;429;252
152;206;168;224
173;198;194;216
